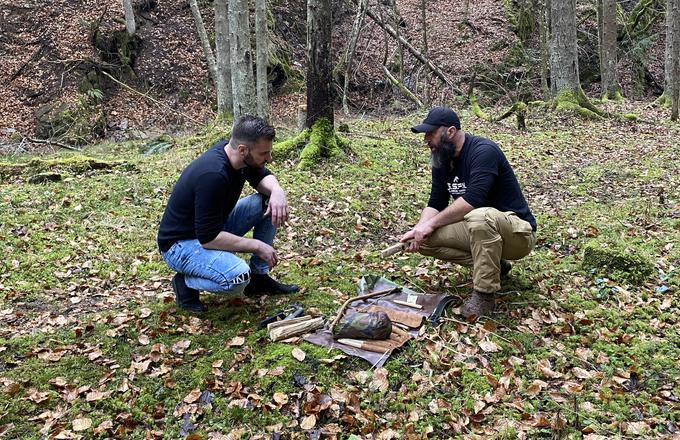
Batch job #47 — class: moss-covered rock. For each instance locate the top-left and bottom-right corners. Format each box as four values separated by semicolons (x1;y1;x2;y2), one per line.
35;95;106;146
582;240;654;285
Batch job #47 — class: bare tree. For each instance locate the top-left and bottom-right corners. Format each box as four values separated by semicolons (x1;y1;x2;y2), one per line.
255;0;269;119
306;0;333;127
342;0;368;114
230;0;257;117
188;0;218;87
215;0;233;115
598;0;621;100
122;0;136;36
537;0;550;99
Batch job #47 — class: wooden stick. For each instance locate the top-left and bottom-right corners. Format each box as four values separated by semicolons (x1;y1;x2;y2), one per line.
269;317;324;342
329;287;399;330
337;338;391;354
266;315;312;331
380;242;404;258
393;299;423;309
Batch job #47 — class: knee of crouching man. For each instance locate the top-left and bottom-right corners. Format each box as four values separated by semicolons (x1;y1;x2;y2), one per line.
229;268;251;295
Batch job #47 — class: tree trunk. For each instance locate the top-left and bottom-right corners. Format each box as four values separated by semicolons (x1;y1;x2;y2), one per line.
122;0;136;36
188;0;218;87
666;0;678;102
230;0;257;117
672;0;680;120
549;0;579;94
215;0;233;115
255;0;269;120
342;0;368;115
549;0;602;116
599;0;620;99
306;0;334;127
538;0;550;100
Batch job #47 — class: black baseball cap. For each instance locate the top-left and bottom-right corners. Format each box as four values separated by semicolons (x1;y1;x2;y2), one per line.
411;106;461;133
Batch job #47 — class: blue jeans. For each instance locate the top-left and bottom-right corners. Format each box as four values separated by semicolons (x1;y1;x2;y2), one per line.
161;194;276;294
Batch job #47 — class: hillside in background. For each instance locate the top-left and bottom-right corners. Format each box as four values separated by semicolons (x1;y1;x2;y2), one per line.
0;0;670;151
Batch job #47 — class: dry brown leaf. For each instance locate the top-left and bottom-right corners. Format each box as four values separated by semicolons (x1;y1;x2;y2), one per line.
537;359;563;379
300;414;316;430
478;339;500;353
228;336;245;347
273;392;288;405
183;388;202;404
526;380;547;396
72;417;92;431
369;368;389;392
172;340;191;353
94;420;113;434
138;334;150;345
572;367;593;380
291;347;306;361
139;307;153;318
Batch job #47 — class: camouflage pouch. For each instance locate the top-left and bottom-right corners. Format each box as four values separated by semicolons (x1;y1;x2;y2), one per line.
332;311;392;340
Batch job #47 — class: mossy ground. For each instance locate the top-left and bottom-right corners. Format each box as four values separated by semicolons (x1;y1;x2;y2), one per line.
1;102;678;438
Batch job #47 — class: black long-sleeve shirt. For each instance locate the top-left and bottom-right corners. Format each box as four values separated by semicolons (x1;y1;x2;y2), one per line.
157;139;271;252
428;133;537;230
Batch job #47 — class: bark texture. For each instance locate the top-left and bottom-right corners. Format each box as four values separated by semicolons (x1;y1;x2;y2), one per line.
672;0;680;120
599;0;620;98
122;0;136;36
214;0;232;115
306;0;334;127
188;0;217;86
230;0;256;117
549;0;579;94
343;0;368;114
255;0;269;120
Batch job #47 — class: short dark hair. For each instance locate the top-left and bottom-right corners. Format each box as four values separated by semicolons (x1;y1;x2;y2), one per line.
230;115;276;147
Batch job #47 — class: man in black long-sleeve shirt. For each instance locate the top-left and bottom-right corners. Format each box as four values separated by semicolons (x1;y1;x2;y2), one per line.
158;115;298;312
401;107;537;318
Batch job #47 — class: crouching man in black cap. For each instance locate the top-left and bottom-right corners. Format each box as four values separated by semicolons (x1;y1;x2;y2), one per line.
157;115;299;312
401;107;537;318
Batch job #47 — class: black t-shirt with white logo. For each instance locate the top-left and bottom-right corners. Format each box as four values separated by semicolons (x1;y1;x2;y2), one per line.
427;133;537;230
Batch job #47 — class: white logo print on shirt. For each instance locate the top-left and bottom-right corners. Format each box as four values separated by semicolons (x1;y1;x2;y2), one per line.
447;176;466;196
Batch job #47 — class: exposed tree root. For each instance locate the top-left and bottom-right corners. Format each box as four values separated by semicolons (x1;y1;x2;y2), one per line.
273;118;351;169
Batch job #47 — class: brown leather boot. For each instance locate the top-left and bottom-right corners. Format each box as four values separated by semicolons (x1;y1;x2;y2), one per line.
460;290;496;319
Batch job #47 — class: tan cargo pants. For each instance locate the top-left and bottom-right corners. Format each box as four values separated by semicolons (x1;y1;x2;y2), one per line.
419;207;536;293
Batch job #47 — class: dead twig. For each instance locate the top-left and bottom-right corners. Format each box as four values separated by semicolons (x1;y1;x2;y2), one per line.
24;136;81;152
329;286;399;330
101;71;202;125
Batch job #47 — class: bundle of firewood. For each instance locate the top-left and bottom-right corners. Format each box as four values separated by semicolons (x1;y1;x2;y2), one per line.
267;316;325;342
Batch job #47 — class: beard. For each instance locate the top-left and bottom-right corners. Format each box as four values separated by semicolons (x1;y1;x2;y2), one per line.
244;151;265;168
430;136;457;169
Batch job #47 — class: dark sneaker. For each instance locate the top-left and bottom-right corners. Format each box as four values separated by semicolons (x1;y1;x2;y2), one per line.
500;259;512;278
172;273;207;312
460;290;496;319
244;274;300;296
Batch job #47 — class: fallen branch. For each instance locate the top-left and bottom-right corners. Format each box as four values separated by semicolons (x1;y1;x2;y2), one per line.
101;71;202;125
24;136;81;151
382;65;423;107
352;0;462;95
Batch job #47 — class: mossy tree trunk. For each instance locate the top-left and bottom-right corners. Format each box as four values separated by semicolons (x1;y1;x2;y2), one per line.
306;0;334;128
599;0;622;101
255;0;269;120
549;0;603;117
671;0;680;120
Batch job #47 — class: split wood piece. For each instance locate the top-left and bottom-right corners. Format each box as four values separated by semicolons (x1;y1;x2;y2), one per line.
337;338;393;354
329;287;399;330
393;299;423;309
389;326;412;343
266;315;312;331
366;305;423;328
380;242;404;258
269;317;324;342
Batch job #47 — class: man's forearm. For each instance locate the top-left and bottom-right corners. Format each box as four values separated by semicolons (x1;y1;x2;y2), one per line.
256;174;282;196
416;207;439;226
428;197;475;230
202;231;262;253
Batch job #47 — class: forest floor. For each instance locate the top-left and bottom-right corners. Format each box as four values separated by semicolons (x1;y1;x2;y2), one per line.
0;102;679;439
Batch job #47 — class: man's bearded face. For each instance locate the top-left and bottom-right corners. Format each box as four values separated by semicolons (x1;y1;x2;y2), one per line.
430;130;456;169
